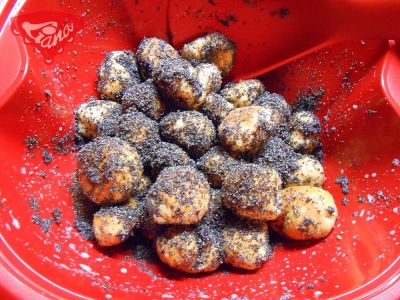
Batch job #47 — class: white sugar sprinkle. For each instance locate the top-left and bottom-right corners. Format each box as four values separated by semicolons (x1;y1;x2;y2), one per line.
120;268;127;274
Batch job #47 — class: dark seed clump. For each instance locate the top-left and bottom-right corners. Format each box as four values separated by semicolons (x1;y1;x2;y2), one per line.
335;176;349;194
24;136;39;150
41;148;54;165
51;133;73;154
358;195;365;203
293;87;324;112
52;208;63;224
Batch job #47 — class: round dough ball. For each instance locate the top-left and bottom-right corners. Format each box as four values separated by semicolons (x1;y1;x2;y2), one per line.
136;37;179;80
92;198;145;247
181;32;236;76
288;111;321;153
286;156;326;187
77;137;143;204
149;142;195;177
156;226;222;273
160;111;216;157
253;92;291;124
270;186;338;240
255;137;301;182
200;93;236;125
197;146;237;188
195;63;222;94
121;80;166;120
218;106;277;156
220;79;265;107
139;213;162;240
97;51;141;100
154;58;205;109
116;110;160;165
146;166;210;224
223;219;271;270
222;163;282;221
74;99;122;139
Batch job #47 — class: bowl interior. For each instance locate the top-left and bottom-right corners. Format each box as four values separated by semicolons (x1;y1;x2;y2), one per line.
0;1;399;299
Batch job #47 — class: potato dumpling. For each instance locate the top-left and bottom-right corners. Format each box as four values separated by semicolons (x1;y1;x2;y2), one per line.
74;99;122;139
198;189;227;236
255;137;301;182
197;146;237;188
181;32;236;76
121;80;166;120
220;79;265;107
200;93;236;125
223;163;282;221
97;51;141;100
270;186;337;240
195;63;222;94
139;213;162;240
92;198;145;247
156;226;223;273
136;37;179;80
288;111;321;153
160;111;216;157
286;155;325;187
149;142;195;177
136;175;152;196
146;166;210;224
218;106;277;156
223;219;271;270
77;137;143;204
116;110;160;165
154;58;205;109
253;92;291;124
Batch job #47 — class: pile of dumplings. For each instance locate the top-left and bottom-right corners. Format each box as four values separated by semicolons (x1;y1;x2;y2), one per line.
74;32;338;273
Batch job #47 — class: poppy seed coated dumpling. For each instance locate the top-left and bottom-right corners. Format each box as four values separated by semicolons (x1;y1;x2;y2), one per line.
288;111;321;153
285;155;326;187
270;186;337;240
77;137;143;205
154;58;206;109
156;226;223;273
181;32;236;76
220;79;265;108
149;142;195;178
146;166;211;224
121;79;166;121
223;218;271;270
116;110;160;165
200;93;236;125
160;111;216;157
218;106;278;156
136;37;179;80
222;162;282;221
74;99;122;139
97;50;141;100
92;198;145;246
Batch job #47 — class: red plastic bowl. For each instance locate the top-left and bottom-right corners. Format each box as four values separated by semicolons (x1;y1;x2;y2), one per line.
0;1;399;299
